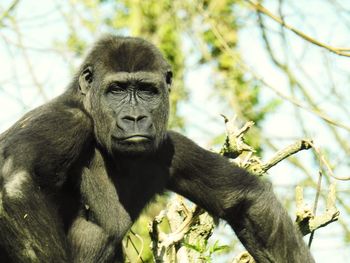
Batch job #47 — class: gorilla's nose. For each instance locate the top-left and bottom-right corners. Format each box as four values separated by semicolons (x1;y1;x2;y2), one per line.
119;114;152;132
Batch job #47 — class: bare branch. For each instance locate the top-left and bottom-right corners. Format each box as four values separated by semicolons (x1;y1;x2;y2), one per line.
220;115;255;159
254;75;350;133
296;184;339;236
149;197;212;262
311;142;350;181
246;0;350;57
308;172;323;247
258;139;313;175
196;5;350;133
10;19;48;100
0;0;20;25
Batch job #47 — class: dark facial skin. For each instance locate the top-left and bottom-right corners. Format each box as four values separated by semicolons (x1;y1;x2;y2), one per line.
80;69;170;156
78;36;172;157
0;35;315;263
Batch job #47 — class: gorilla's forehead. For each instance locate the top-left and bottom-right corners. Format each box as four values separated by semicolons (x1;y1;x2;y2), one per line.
82;36;171;76
96;38;169;73
103;71;164;84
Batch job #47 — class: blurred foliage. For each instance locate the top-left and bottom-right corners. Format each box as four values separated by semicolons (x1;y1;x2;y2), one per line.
66;33;87;56
195;0;279;152
184;239;230;262
123;195;170;262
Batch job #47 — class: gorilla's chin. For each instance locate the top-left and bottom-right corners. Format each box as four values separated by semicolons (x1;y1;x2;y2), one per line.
111;138;157;157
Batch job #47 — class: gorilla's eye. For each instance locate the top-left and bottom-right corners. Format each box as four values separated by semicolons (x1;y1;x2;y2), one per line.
138;83;158;95
108;82;127;94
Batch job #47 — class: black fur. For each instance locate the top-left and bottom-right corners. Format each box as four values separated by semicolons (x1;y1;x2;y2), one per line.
0;35;314;263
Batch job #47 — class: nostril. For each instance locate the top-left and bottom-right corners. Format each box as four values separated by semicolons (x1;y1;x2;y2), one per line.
122;115;147;122
136;115;147;122
122;115;137;122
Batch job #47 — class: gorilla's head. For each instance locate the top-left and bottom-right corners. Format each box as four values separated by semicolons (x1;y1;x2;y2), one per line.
77;36;173;156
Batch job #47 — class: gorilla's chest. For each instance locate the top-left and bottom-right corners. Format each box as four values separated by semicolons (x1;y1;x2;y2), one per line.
110;159;170;220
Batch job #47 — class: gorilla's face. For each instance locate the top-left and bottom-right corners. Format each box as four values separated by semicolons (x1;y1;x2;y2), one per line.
78;37;172;156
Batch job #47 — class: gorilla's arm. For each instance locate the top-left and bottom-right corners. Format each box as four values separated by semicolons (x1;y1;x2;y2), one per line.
0;99;92;262
166;131;314;263
0;169;70;262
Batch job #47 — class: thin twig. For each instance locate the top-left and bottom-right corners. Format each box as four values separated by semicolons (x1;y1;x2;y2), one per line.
254;75;350;133
308;171;322;247
130;229;145;263
197;4;350;133
10;19;48;100
246;0;350;57
0;0;20;24
311;142;350;181
126;230;145;263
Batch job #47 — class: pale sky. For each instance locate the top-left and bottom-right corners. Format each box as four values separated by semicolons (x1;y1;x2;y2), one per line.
0;0;349;262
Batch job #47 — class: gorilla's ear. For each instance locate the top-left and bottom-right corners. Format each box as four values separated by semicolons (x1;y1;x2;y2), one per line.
79;66;93;95
165;70;173;86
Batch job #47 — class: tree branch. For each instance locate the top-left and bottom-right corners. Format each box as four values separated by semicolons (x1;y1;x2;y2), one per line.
258;139;313;175
296;184;339;236
246;0;350;57
0;0;20;26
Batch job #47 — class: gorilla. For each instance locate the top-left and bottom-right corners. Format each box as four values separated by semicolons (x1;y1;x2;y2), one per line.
0;35;314;263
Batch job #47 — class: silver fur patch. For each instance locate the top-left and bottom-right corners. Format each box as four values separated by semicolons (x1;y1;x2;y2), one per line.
4;171;28;199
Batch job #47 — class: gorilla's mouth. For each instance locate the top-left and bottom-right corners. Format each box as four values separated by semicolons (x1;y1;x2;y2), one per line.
120;135;152;143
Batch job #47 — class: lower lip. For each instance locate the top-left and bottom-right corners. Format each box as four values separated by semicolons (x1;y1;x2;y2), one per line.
123;136;150;143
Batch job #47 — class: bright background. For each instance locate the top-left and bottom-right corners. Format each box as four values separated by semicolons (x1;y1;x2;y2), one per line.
0;0;349;262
